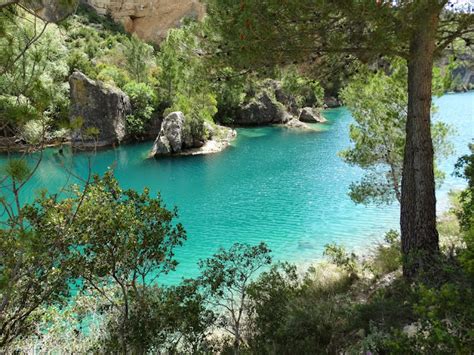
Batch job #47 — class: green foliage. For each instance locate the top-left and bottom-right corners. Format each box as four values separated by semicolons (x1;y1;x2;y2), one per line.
0;183;84;349
182;111;208;144
157;23;218;126
123;34;155;83
279;66;324;108
62;5;157;87
156;25;195;104
19;171;187;352
455;143;474;276
122;81;157;137
63;9;127;70
197;242;272;352
212;67;250;124
246;263;300;352
3;159;31;183
247;261;354;354
102;284;215;353
0;9;70;136
67;49;98;77
455;143;474;230
65;171;185;281
96;64;130;88
21;119;48;145
203;0;471;78
281;269;353;353
340;59;454;205
324;243;359;280
370;230;402;276
168;91;218;124
412;281;474;352
0;227;73;349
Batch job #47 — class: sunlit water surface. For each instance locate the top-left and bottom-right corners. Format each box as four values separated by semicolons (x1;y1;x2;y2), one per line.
2;92;473;284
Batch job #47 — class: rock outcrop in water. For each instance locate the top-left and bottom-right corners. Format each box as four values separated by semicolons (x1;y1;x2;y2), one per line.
150;111;236;157
236;91;292;126
323;96;342;108
234;80;295;126
151;111;185;155
286;118;311;130
299;107;327;123
234;79;327;129
69;71;131;148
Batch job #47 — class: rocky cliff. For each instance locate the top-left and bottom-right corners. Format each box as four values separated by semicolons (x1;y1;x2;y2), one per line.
82;0;204;43
69;71;131;148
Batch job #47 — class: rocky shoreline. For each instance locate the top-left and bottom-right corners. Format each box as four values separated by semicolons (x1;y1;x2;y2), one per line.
1;71;330;156
149;111;237;158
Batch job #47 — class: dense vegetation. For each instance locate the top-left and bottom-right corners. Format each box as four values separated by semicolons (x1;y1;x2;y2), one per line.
0;5;325;147
204;0;474;279
1;0;473;353
2;150;473;353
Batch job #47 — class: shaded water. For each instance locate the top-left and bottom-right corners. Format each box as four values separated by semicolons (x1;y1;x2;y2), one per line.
2;92;473;284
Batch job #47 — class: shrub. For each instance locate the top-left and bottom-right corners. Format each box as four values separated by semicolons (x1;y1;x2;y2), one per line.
324;243;360;280
96;64;130;88
370;230;402;276
280;66;324;107
67;49;97;77
122;81;157;137
21;119;48;145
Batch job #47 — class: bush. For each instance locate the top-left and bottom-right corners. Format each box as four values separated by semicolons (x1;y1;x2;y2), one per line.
370;230;402;276
122;81;157;137
165;91;218;143
280;66;324;107
247;262;354;354
96;64;130;88
67;49;98;77
324;243;360;280
21;119;48;145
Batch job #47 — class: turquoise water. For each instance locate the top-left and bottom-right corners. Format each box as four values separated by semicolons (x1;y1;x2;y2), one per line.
2;92;473;284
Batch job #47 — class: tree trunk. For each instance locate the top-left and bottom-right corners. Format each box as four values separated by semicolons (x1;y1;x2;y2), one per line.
401;6;441;279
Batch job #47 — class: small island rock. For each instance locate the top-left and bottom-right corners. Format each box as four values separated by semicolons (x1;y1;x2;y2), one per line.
150;111;236;157
286;118;311;130
299;107;327;123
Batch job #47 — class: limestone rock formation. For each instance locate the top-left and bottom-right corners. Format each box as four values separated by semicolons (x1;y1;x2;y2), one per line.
83;0;205;43
451;63;474;92
266;79;299;115
439;50;474;92
142;114;163;139
323;96;341;108
236;91;292;126
150;111;236;157
299;107;327;123
151;111;185;155
234;79;327;126
27;0;78;22
69;71;131;148
286;118;311;130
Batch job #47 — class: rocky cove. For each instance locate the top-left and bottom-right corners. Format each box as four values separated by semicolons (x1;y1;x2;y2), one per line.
16;70;328;158
2;92;471;285
2;1;474;351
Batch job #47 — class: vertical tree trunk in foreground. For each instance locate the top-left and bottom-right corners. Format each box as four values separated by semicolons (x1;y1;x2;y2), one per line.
401;5;441;279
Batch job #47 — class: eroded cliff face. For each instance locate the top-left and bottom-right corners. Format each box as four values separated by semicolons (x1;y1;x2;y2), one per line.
83;0;204;43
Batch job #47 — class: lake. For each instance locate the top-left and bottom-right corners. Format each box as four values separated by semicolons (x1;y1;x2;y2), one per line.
2;91;473;284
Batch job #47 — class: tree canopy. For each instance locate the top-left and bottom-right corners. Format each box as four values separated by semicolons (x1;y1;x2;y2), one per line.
203;0;474;278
